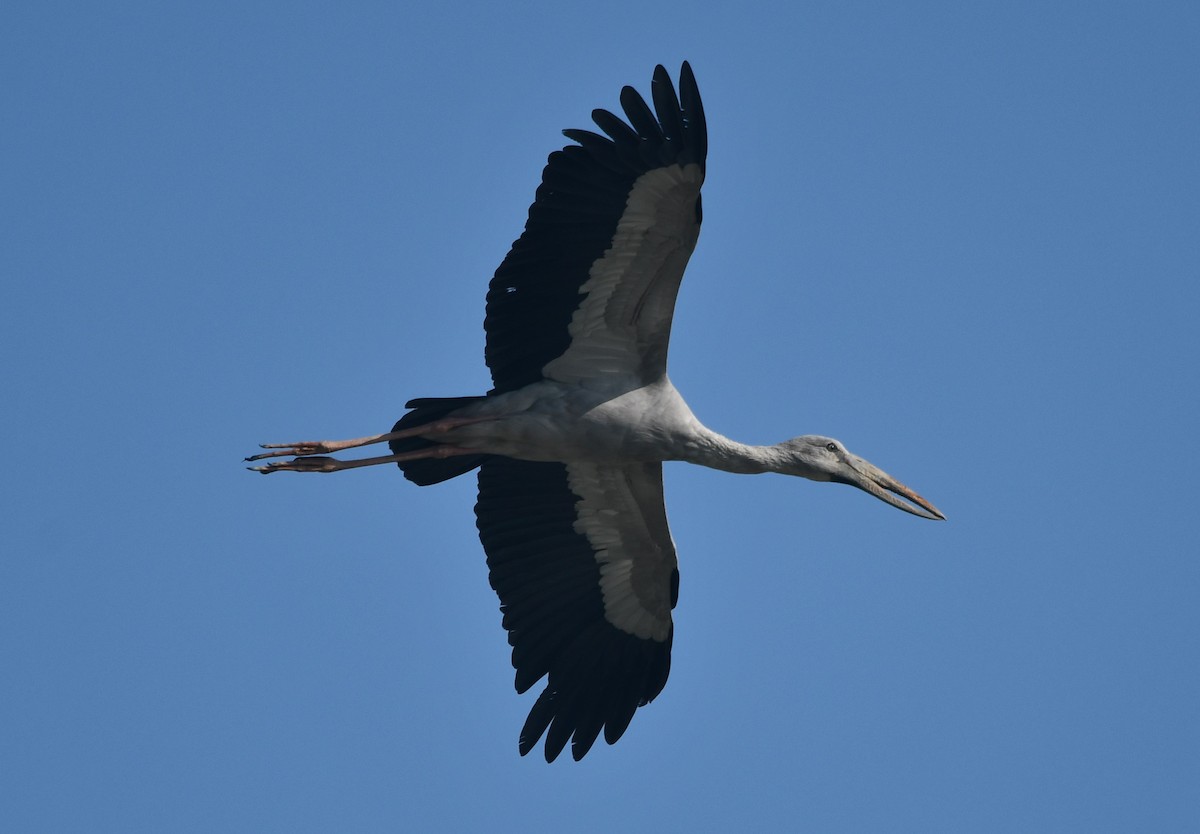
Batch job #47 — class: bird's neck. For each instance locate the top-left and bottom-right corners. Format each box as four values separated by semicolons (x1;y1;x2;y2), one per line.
680;427;790;475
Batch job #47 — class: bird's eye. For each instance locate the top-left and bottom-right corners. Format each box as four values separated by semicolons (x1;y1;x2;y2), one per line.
826;443;839;452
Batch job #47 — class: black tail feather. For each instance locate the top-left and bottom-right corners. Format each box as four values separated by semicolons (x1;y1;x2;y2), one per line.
390;396;490;486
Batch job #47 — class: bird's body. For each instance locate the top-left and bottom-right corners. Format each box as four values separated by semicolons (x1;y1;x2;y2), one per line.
429;379;702;465
249;63;943;762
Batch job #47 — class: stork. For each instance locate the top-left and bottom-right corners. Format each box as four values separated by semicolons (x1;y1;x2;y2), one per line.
248;63;944;762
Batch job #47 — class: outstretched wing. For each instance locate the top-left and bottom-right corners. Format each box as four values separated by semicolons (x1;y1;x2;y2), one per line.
484;62;707;393
476;457;679;762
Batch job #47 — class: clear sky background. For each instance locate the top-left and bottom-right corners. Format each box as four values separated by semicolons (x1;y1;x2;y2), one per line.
4;2;1198;831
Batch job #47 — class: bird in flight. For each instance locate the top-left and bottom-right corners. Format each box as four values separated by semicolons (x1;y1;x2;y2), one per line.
248;62;944;762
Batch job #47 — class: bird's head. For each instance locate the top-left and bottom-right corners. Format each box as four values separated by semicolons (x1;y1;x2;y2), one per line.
776;435;945;520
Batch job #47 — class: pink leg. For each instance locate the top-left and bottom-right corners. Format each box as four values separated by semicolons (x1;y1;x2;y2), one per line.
245;415;495;462
248;443;480;474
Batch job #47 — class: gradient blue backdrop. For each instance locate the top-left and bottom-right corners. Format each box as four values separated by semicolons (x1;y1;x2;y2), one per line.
4;2;1197;831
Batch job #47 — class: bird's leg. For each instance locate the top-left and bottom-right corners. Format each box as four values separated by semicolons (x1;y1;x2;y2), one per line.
245;415;496;462
248;443;481;474
246;432;397;461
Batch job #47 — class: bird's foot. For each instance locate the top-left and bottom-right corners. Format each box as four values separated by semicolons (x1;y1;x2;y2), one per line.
245;441;338;462
248;456;345;474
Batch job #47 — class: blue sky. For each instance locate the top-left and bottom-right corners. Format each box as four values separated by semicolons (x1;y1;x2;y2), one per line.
4;2;1198;831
